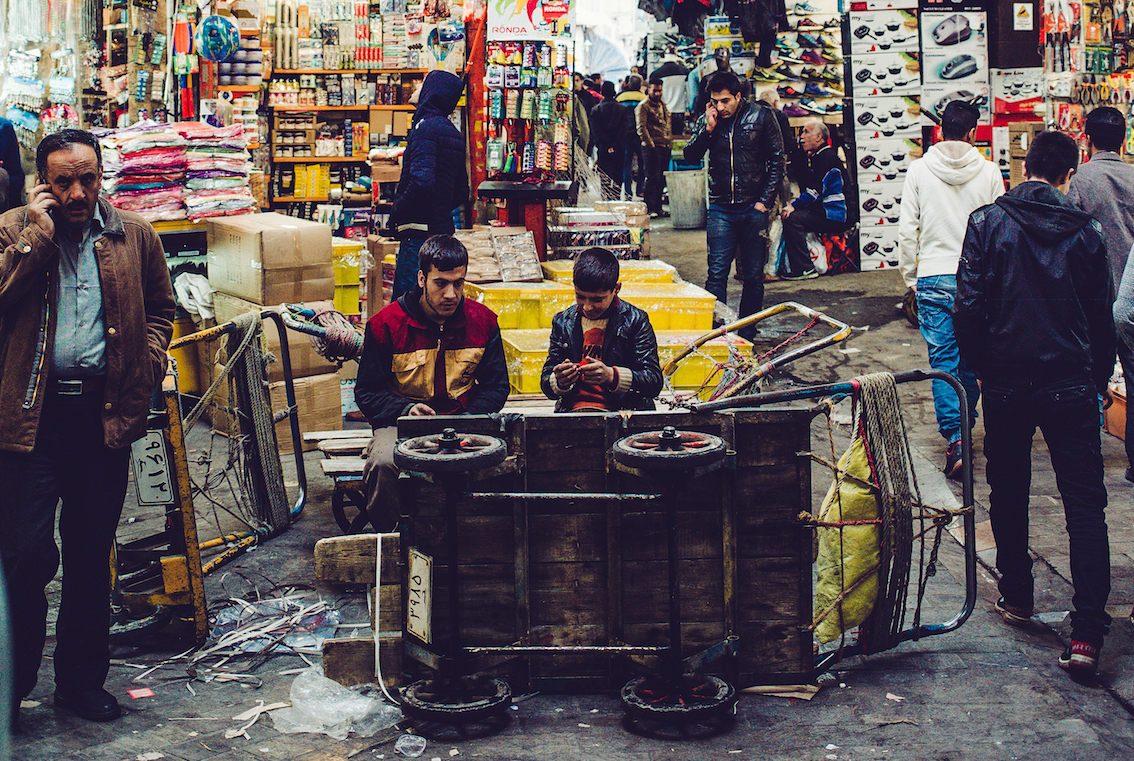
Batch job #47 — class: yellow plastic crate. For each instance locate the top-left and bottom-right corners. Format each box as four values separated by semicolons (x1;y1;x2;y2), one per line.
332;238;366;286
619;283;716;331
334;284;360;316
500;329;552;394
655;330;752;396
540;259;677;285
464;280;575;330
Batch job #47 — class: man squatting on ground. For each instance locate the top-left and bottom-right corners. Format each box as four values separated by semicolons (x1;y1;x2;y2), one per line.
954;130;1115;678
541;247;663;412
354;235;509;531
896;100;1003;480
0;129;176;725
683;70;784;340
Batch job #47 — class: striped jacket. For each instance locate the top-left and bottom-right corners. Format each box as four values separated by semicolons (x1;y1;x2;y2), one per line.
354;288;509;427
794;145;851;225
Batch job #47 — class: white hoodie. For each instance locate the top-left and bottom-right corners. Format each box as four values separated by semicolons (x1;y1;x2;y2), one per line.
897;141;1005;288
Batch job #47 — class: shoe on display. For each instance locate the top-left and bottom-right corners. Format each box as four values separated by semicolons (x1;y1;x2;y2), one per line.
804;82;835;98
940;53;979;80
793;0;821;15
797;32;823;48
1058;640;1101;677
753;67;788;82
775;62;797;77
783;103;810;117
819;34;839;49
795;17;821;29
994;597;1034;627
801;50;826;65
819;50;842;65
777;84;803;98
931;13;973;46
819;66;844;84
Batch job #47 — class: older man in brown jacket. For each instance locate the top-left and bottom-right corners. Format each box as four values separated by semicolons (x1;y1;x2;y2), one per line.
636;76;673;218
0;129;175;727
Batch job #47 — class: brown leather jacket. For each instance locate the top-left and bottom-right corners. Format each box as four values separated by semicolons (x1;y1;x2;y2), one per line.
0;198;175;452
635;98;672;150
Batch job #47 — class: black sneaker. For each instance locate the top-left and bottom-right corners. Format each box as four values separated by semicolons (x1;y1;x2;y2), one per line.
781;269;819;281
944;440;963;480
1125;465;1134;483
994;597;1033;627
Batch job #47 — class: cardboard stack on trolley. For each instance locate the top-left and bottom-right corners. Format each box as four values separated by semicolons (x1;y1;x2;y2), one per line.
202;212;344;453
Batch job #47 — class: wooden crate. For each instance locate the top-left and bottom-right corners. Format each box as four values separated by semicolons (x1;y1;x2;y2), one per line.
396;408;818;692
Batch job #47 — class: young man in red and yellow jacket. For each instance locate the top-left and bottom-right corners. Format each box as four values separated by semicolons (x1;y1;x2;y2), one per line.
354;235;509;529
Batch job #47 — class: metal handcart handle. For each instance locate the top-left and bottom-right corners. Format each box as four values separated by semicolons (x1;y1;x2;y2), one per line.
695;368;977;671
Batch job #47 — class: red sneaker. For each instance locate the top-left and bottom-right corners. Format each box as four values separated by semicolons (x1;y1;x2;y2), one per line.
1058;640;1101;676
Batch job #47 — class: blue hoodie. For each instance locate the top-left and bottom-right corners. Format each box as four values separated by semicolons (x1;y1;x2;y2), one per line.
392;70;468;237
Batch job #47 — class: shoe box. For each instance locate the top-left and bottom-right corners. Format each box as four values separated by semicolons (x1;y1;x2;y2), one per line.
707;36;758;59
858;226;902;270
851;96;921;140
849;51;921;96
849;9;919;55
855;137;922;178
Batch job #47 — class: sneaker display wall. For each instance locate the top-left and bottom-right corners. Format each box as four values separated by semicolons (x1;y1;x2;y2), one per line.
762;0;844;117
846;2;920;271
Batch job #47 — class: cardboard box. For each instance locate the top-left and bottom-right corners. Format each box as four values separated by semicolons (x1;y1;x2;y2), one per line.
1008;121;1044;159
213;292;339;381
213;369;342;455
207;212;334;305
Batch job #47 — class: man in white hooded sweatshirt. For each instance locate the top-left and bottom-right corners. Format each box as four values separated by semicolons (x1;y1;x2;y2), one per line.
898;100;1004;478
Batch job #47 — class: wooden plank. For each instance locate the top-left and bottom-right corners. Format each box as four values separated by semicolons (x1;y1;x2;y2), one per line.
314;534;400;584
621;559;725;623
304;429;373;442
321;459;367;476
529;514;607;562
368;584;404;633
530;561;607;628
737;556;803;620
322;637;403;688
619;511;723;562
525;469;607;493
318;439;371;456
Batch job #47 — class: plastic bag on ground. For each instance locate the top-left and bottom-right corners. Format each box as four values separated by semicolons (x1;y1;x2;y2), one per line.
271;667;401;740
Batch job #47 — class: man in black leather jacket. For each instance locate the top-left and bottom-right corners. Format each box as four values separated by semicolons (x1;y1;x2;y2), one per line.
540;248;662;412
954;130;1116;679
684;71;784;338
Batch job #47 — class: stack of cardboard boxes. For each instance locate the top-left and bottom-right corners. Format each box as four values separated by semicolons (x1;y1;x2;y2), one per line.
205;212;343;454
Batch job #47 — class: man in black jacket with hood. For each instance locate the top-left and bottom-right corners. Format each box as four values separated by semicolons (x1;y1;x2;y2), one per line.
390;70;468;300
954;130;1116;680
684;70;784;338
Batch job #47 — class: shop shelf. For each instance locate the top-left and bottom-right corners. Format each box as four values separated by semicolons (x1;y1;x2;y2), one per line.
619;283;716;331
273;68;433;75
273;156;369;163
464;280;574;330
541;259;676;285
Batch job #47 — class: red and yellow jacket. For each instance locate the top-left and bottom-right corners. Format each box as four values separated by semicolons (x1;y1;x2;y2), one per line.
354;287;509;427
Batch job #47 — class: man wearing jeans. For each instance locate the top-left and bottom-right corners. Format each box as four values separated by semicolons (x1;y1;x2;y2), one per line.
955;130;1115;679
683;71;784;338
897;101;1003;478
636;77;672;219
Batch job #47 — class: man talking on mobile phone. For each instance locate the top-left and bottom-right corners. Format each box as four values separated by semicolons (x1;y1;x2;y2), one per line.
0;129;175;727
683;71;784;340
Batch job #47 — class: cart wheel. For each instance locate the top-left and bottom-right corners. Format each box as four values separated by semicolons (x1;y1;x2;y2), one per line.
393;428;507;474
612;427;726;470
400;676;512;725
331;485;373;534
620;674;737;724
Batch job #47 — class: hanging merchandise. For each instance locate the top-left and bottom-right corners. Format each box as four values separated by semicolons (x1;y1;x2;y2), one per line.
196;15;241;62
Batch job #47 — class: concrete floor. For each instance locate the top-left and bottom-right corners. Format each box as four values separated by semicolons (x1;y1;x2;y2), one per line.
10;218;1134;760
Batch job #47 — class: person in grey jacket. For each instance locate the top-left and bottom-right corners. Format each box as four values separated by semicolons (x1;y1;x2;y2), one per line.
1067;106;1134;482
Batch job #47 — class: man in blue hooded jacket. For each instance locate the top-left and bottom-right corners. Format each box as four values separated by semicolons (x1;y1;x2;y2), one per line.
390;71;469;299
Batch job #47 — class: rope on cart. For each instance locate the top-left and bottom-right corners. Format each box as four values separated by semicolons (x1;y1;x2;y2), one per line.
304;301;365;363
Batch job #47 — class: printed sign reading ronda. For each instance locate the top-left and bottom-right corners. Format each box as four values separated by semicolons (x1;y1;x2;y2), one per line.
488;0;573;40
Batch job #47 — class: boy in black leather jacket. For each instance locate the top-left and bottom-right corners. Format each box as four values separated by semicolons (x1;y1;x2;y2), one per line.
541;248;662;412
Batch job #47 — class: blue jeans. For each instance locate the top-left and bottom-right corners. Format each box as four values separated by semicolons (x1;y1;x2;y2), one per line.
394;236;427;300
983;378;1111;644
706;203;769;334
916;275;980;444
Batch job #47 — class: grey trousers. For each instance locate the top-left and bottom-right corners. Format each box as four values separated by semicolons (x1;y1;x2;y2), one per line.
363;426;401;532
